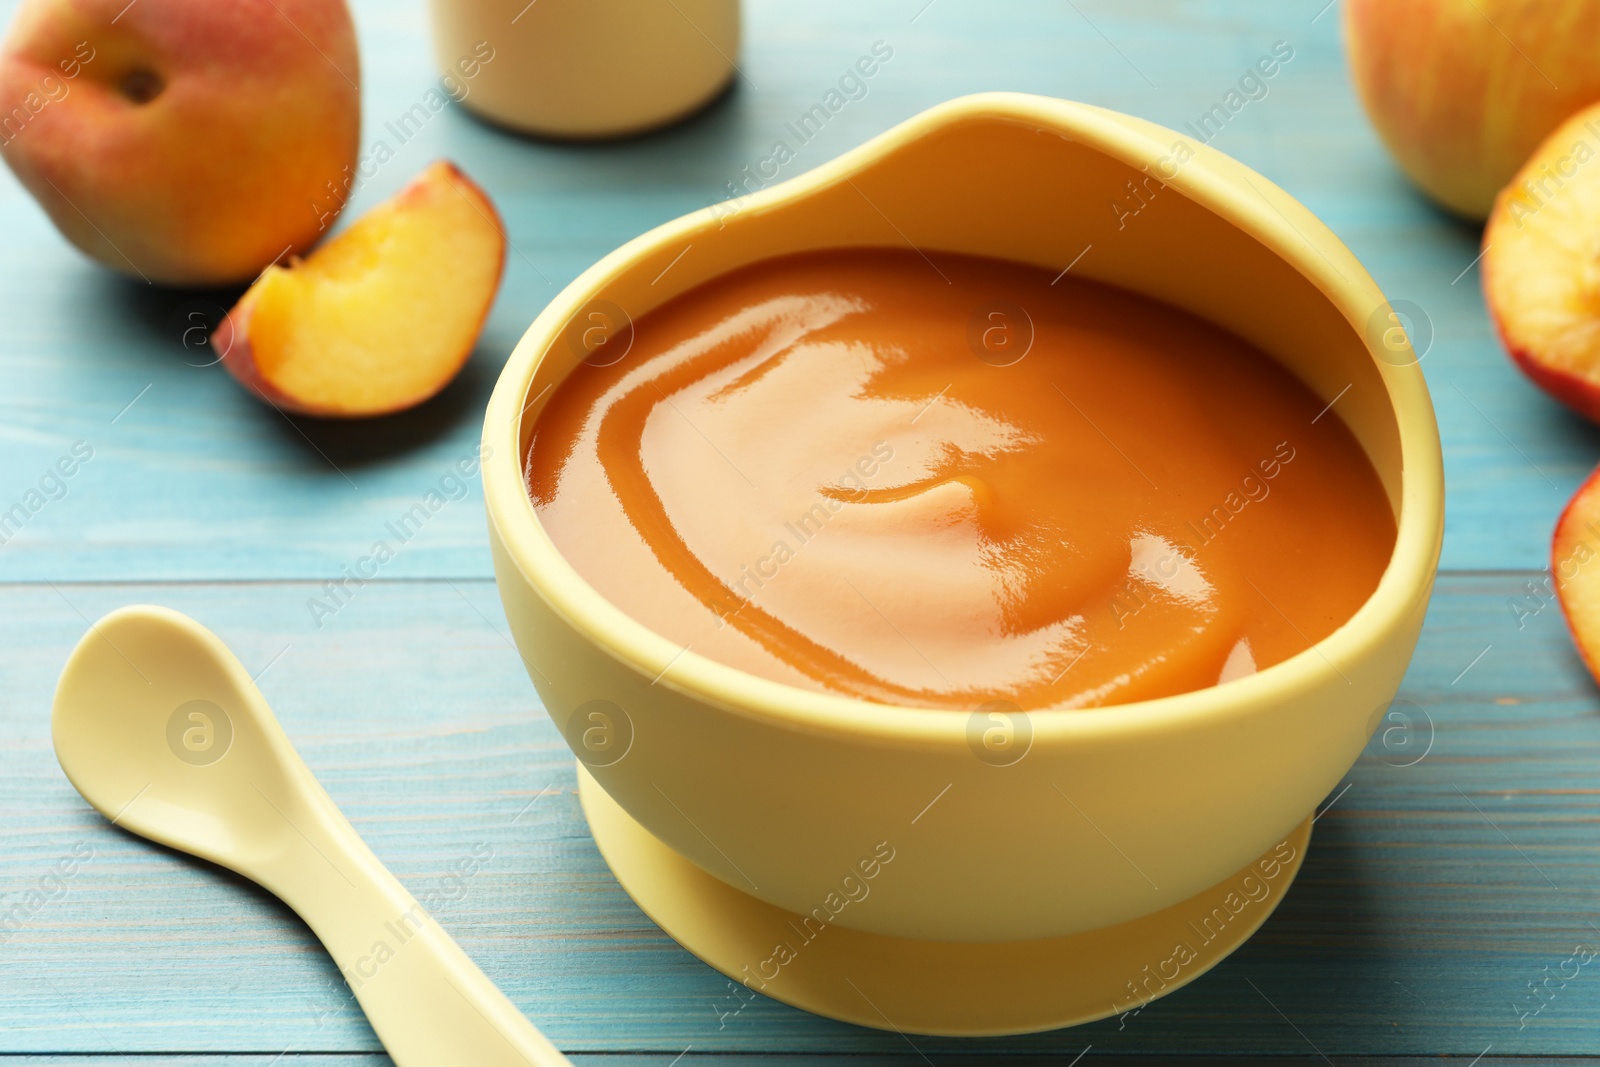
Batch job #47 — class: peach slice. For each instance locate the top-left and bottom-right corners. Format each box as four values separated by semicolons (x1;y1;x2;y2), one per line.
1483;102;1600;423
214;160;506;418
1553;464;1600;682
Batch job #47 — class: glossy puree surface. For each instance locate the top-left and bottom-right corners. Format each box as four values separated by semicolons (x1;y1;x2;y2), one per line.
526;249;1396;711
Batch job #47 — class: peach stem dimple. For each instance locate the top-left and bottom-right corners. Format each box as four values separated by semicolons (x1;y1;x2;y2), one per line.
118;69;163;104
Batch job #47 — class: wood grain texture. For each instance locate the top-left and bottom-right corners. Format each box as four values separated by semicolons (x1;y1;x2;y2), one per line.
9;1061;1600;1067
3;0;1598;1061
8;1062;1600;1067
1;576;1599;1058
0;0;1589;582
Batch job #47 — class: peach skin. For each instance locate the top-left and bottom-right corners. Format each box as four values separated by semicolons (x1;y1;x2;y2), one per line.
0;0;360;285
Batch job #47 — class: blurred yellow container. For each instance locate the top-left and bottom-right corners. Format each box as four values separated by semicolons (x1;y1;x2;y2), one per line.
427;0;739;138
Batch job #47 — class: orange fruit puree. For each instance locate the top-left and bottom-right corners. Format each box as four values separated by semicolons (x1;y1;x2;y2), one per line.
527;249;1395;710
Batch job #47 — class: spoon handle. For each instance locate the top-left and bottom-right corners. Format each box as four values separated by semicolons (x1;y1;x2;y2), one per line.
250;785;571;1067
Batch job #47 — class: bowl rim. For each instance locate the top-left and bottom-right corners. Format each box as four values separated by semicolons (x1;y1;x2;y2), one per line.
481;91;1445;748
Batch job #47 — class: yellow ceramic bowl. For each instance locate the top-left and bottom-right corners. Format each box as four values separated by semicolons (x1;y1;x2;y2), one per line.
483;93;1444;944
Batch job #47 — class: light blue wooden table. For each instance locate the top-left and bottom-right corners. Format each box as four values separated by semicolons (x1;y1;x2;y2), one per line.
3;0;1599;1062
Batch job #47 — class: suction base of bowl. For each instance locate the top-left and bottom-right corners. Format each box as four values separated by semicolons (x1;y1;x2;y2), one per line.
576;764;1312;1036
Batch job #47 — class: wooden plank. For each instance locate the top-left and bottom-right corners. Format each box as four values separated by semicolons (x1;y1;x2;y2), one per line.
5;0;1600;1059
16;1062;1600;1067
1;575;1599;1057
8;1059;1600;1067
0;1061;391;1066
0;0;1582;582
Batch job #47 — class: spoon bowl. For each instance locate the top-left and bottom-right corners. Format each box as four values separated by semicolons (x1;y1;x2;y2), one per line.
54;605;308;871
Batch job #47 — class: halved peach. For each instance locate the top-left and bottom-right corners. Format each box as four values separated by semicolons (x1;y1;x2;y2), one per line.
1554;464;1600;682
1483;102;1600;423
215;159;506;418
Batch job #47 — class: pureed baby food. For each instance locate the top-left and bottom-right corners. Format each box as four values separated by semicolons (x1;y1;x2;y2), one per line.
527;249;1395;710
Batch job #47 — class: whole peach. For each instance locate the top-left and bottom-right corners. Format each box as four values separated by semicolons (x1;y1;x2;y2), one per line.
1344;0;1600;220
0;0;360;285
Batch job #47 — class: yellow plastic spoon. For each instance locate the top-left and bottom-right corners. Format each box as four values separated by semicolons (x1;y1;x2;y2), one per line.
51;604;572;1067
